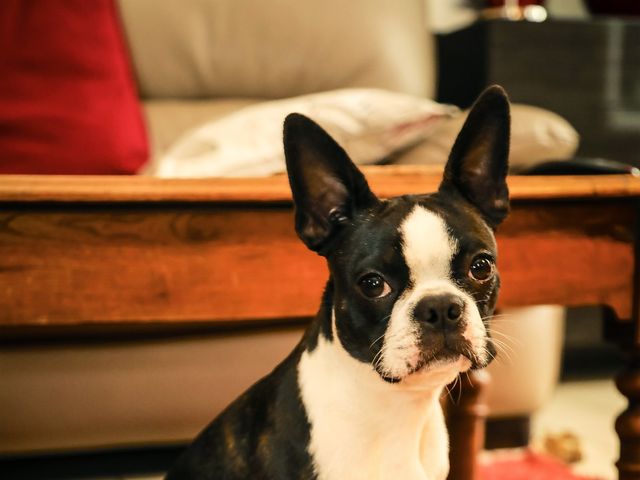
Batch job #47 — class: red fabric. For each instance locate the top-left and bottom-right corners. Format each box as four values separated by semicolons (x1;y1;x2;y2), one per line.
479;450;604;480
0;0;148;174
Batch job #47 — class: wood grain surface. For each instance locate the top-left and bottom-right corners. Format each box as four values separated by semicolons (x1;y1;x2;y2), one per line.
1;169;640;203
0;196;636;327
0;206;325;326
497;200;636;321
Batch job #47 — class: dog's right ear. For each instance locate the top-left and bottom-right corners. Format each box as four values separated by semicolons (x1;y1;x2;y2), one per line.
283;113;379;253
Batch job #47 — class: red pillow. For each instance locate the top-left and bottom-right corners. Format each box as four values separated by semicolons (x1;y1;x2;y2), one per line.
0;0;148;174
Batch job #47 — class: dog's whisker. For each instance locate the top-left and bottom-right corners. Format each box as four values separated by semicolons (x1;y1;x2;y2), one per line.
489;336;517;356
486;338;516;364
369;332;387;350
443;374;460;406
454;373;463;405
480;313;514;322
482;316;522;324
490;330;523;347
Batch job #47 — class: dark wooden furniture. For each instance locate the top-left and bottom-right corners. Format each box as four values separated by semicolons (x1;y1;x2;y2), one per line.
437;18;640;166
1;167;639;479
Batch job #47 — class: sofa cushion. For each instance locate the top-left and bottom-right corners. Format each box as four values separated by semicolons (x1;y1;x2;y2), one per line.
0;312;564;453
394;104;580;171
0;327;304;453
486;306;565;417
150;89;457;178
118;0;433;100
141;98;260;173
0;0;148;174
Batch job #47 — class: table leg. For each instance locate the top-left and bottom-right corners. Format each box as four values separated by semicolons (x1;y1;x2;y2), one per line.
616;347;640;480
447;369;490;480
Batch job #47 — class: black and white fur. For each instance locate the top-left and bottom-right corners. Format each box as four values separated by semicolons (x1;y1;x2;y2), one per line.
165;86;511;480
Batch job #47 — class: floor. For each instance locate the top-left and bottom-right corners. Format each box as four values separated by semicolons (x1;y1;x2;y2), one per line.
531;379;626;480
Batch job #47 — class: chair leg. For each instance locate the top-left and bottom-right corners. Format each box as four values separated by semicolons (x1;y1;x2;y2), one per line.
616;347;640;480
485;415;531;450
447;369;490;480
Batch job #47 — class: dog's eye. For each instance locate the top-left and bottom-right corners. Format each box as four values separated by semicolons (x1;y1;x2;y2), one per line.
358;273;391;298
469;255;495;282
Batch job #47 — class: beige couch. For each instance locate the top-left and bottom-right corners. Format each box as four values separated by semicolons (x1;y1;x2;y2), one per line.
122;0;576;175
0;0;568;454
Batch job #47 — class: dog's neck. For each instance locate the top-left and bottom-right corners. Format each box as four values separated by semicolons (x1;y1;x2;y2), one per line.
297;304;457;480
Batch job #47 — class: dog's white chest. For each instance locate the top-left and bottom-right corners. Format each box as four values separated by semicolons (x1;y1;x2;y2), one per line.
298;336;450;480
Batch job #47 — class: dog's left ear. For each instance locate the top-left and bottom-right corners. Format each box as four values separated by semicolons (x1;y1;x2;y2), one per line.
283;113;379;253
439;85;511;228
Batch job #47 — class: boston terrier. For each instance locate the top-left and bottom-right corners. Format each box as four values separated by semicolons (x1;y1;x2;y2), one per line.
165;85;510;480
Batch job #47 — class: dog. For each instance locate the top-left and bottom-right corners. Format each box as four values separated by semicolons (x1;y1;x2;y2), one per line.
165;85;510;480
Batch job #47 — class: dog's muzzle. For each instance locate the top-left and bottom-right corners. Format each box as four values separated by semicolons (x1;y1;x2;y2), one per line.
413;293;480;366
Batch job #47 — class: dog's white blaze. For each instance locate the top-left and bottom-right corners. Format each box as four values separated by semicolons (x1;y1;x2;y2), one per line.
298;333;451;480
401;206;457;284
381;206;457;378
381;205;488;378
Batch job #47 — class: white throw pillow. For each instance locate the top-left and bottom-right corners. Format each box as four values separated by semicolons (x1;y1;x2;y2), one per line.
393;104;580;171
153;88;457;178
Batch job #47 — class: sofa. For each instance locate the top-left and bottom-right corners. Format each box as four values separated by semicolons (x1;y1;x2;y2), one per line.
0;0;572;457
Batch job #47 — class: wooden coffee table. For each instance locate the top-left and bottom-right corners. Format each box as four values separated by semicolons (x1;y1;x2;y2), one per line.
1;166;639;479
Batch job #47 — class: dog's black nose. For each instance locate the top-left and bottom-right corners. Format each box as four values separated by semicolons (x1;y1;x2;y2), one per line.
414;294;465;330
